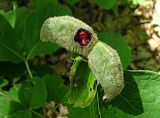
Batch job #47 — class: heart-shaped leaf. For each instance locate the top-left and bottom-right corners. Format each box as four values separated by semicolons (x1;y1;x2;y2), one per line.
101;70;160;118
18;77;47;109
0;2;72;63
0;85;21;117
0;15;22;63
44;74;69;102
8;101;32;118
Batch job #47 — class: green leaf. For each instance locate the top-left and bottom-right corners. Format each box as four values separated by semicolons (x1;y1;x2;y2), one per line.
67;0;79;4
18;77;47;109
44;74;69;102
30;42;59;58
0;85;20;117
129;0;149;6
8;101;32;118
0;8;31;63
0;14;22;63
68;57;97;108
68;105;93;118
98;32;131;69
68;97;99;118
0;9;16;28
7;85;20;102
0;79;8;89
0;93;10;117
94;0;117;9
0;3;71;63
0;97;32;118
21;2;71;59
101;70;160;118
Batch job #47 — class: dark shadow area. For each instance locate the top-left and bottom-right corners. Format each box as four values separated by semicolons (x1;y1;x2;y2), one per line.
104;71;144;115
8;101;27;114
0;62;26;90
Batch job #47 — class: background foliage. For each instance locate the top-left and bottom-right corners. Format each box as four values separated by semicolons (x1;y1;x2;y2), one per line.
0;0;159;118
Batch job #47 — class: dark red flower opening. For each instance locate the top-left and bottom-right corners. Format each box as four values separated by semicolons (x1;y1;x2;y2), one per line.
74;29;92;46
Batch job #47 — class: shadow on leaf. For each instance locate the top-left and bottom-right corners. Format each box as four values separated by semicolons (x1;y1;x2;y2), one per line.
8;101;32;117
105;71;144;115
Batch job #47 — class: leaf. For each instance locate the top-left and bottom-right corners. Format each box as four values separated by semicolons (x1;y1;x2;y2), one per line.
101;70;160;118
129;0;149;6
30;42;59;58
68;97;99;118
68;57;97;108
7;85;20;102
0;94;10;117
44;74;69;102
0;99;32;118
0;14;22;63
0;3;71;63
8;101;32;118
94;0;117;9
97;32;131;69
67;0;80;4
18;77;47;109
0;79;9;89
0;9;16;28
67;105;93;118
23;2;72;59
0;85;20;117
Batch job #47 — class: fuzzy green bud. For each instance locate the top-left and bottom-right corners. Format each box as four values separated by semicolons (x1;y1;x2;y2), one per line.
88;41;124;101
40;16;124;102
40;16;98;56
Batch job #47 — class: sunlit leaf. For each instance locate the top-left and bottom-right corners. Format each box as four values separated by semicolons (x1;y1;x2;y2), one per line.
101;70;160;118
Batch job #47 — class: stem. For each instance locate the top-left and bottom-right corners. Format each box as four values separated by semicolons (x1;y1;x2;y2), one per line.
52;104;59;112
29;109;45;118
42;106;47;117
97;92;102;118
25;61;33;79
0;91;6;96
12;1;17;10
89;100;96;118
